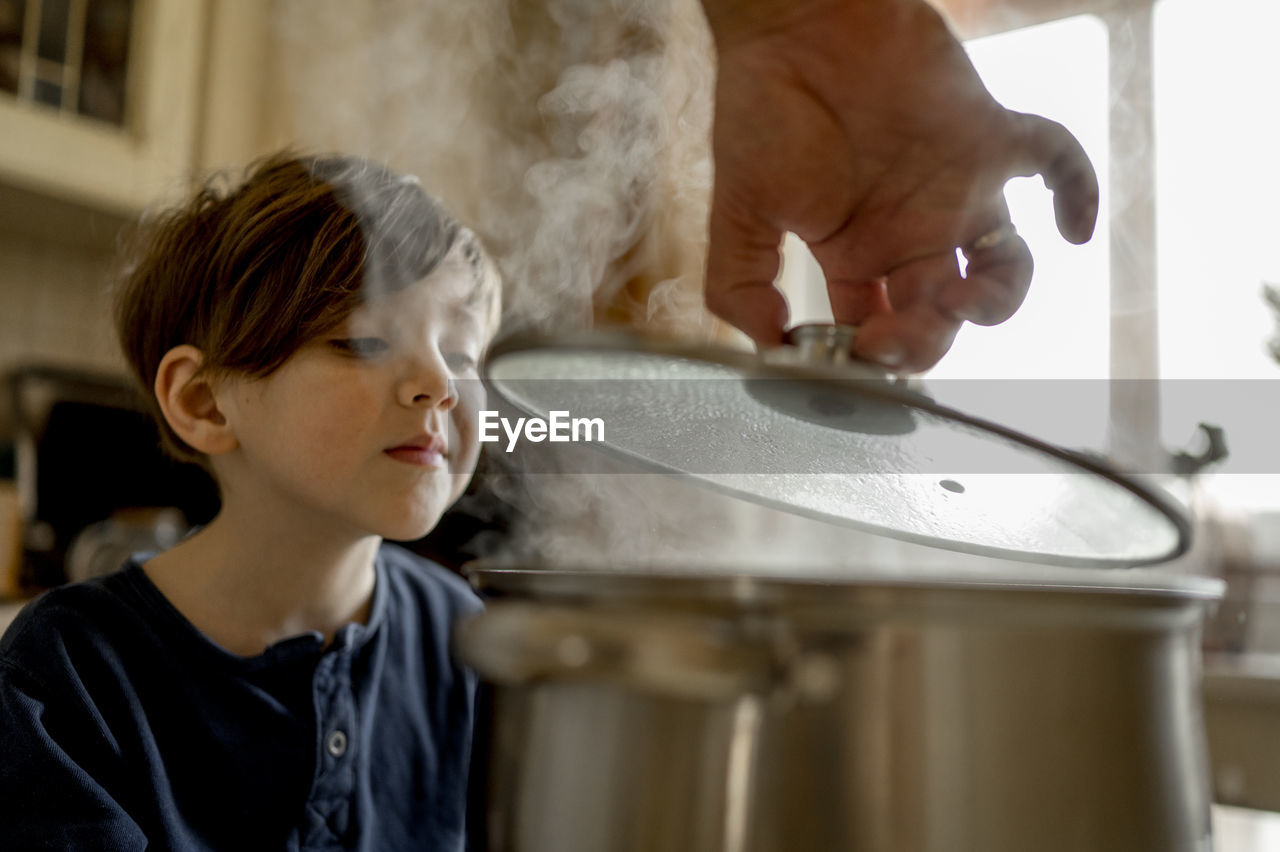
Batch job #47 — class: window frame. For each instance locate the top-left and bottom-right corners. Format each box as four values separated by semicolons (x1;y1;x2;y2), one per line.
947;0;1162;464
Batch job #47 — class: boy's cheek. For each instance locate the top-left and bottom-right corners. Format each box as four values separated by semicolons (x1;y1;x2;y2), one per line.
453;382;486;438
448;404;482;470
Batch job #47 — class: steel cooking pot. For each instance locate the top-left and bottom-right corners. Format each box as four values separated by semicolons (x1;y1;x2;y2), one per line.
465;328;1212;851
458;566;1222;852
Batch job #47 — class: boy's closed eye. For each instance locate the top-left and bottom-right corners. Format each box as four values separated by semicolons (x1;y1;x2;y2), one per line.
329;337;393;359
329;338;481;374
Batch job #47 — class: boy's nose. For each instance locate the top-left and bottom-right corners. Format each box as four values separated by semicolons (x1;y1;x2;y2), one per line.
397;360;457;410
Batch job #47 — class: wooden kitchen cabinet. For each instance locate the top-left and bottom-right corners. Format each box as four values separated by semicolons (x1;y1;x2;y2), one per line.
0;0;272;216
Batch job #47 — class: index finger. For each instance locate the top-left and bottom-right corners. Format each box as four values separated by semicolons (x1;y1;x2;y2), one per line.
1009;112;1100;244
704;198;789;346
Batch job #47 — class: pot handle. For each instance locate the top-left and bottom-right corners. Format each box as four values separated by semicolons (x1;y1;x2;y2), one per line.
456;603;837;704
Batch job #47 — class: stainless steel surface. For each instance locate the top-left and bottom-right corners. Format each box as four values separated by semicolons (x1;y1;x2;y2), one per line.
1204;653;1280;813
482;330;1191;567
460;567;1221;852
778;323;868;368
64;507;188;583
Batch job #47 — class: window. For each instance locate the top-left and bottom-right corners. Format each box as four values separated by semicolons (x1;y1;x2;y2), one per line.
778;0;1280;504
936;13;1112;384
0;0;134;125
1154;0;1280;507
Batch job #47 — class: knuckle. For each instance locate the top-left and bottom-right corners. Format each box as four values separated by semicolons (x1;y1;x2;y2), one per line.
703;285;736;319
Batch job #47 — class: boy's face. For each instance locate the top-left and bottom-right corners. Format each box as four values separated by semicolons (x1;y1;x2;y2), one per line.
212;243;494;542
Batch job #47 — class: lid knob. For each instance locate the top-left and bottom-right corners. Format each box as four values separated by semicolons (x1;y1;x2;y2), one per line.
782;323;862;366
763;323;895;384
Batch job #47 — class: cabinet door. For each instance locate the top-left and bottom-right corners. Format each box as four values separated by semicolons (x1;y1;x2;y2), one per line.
0;0;206;214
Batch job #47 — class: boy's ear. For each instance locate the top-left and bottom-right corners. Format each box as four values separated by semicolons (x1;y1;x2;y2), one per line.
154;345;237;456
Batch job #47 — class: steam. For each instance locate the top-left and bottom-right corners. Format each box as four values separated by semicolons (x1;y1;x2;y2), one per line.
265;0;791;571
482;465;1077;578
264;0;1134;576
270;0;714;337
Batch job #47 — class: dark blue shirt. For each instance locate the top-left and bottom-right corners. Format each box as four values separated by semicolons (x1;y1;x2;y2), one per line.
0;543;483;850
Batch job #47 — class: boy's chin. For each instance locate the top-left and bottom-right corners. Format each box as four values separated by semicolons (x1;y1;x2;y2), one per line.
369;483;469;543
376;508;455;544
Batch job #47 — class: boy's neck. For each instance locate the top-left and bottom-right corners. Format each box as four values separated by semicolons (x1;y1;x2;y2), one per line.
142;508;381;658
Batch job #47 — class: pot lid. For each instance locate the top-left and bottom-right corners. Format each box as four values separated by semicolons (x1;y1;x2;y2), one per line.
481;328;1191;568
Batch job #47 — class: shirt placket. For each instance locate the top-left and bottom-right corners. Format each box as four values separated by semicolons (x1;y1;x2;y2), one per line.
303;637;360;850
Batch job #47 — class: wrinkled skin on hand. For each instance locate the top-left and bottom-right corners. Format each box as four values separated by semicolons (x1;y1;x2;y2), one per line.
703;0;1099;372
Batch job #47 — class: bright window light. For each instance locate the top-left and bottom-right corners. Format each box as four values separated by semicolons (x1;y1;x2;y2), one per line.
1154;0;1280;504
777;15;1112;450
1155;0;1280;381
779;16;1111;387
937;14;1111;382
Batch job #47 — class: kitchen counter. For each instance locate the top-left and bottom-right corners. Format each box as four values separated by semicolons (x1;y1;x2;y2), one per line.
1205;653;1280;813
1215;805;1280;851
0;598;25;636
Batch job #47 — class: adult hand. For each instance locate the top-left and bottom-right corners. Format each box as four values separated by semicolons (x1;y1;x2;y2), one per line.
701;0;1099;372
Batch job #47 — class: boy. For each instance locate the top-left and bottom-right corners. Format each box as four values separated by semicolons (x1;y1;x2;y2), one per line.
0;153;501;849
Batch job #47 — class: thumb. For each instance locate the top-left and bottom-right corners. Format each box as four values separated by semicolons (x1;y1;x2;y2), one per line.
1011;112;1100;245
704;197;789;346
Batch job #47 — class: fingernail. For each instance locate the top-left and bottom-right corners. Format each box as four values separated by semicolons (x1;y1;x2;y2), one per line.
1079;197;1099;237
867;342;904;367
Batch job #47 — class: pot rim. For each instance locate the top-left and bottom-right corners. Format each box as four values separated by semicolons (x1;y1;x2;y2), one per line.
467;565;1225;609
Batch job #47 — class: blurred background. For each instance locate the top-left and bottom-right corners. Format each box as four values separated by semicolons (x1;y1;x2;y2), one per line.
0;0;1277;840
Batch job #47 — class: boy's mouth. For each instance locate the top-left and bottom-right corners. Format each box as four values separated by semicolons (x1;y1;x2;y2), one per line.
385;434;447;468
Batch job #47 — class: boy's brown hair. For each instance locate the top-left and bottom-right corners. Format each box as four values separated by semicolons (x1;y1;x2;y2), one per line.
114;152;498;463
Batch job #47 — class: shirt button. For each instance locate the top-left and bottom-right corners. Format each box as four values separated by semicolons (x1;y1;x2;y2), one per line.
327;730;348;758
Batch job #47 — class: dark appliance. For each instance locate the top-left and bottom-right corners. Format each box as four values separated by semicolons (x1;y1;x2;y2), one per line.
10;365;219;590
